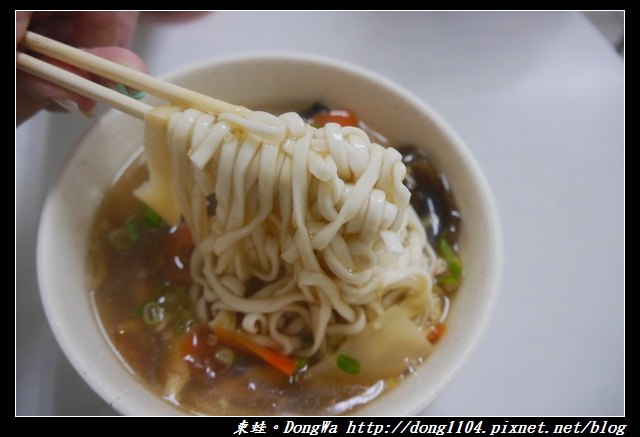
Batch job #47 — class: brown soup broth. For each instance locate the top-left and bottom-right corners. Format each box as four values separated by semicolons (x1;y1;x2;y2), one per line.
87;108;461;415
88;157;387;414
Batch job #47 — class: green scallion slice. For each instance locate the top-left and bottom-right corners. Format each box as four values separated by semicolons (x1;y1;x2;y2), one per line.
141;205;164;228
336;354;361;375
125;219;142;243
142;302;165;325
436;235;462;287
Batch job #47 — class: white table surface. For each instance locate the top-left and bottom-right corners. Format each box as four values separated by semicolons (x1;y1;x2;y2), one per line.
16;11;624;416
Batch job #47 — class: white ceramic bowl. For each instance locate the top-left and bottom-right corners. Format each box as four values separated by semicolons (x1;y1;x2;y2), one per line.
37;53;502;415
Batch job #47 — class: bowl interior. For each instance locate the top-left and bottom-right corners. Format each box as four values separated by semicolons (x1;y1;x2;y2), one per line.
37;53;501;415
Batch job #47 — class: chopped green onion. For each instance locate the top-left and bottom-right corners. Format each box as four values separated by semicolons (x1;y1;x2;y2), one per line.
125;219;142;243
141;205;164;228
336;354;361;375
142;302;165;325
107;217;145;251
436;235;462;288
435;275;460;286
133;305;144;317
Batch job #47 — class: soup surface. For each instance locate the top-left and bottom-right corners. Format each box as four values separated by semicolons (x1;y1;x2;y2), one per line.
87;105;461;415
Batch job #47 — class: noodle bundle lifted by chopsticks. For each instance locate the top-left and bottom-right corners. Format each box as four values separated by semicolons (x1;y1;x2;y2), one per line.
136;106;440;358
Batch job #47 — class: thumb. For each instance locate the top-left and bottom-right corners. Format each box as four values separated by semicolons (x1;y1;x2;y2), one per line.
17;46;146;124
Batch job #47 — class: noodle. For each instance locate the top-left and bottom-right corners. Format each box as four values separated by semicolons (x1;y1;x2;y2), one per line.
138;107;440;358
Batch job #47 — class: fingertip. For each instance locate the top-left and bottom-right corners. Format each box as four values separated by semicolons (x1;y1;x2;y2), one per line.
17;71;97;117
84;46;146;73
16;12;32;44
50;98;97;118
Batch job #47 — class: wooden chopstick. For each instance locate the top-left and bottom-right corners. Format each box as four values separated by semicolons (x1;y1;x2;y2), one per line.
16;51;152;119
17;31;250;119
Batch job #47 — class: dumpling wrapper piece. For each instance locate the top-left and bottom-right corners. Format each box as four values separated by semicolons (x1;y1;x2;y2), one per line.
134;106;183;225
306;306;432;386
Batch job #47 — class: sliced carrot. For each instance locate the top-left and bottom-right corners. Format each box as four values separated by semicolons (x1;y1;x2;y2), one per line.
427;323;447;344
311;109;360;127
213;327;297;376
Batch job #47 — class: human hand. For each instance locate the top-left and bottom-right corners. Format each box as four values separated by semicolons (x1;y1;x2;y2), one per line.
16;12;146;124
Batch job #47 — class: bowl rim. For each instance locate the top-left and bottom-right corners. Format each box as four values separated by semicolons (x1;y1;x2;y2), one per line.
37;51;502;416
